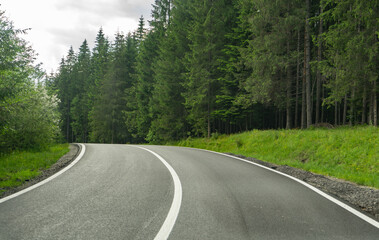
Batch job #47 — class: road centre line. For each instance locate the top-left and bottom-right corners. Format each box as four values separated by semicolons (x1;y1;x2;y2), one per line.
0;144;86;204
135;146;183;240
193;147;379;229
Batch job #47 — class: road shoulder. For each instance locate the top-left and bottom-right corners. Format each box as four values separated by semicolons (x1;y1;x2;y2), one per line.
0;143;80;199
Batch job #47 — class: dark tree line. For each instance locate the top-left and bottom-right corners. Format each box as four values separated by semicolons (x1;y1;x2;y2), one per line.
51;0;378;144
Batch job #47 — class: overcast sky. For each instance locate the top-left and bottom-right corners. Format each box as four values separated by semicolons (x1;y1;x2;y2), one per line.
1;0;153;73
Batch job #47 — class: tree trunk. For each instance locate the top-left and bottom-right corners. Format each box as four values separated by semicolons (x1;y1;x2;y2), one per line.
207;96;211;138
286;39;292;129
67;104;70;143
374;79;377;126
295;30;300;128
301;36;307;129
343;94;347;125
334;101;338;126
301;67;306;129
316;6;323;124
368;88;373;125
305;0;312;128
362;86;367;124
277;111;280;129
349;87;355;126
280;110;284;129
321;81;325;122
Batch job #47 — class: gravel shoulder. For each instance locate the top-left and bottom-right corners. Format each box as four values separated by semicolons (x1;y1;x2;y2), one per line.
0;143;81;199
226;153;379;220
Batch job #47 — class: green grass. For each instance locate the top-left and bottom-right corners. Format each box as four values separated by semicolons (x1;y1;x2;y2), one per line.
172;126;379;188
0;144;70;194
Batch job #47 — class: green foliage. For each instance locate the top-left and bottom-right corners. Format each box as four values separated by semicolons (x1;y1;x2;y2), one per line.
241;0;304;107
70;40;91;143
147;0;192;143
125;0;173;142
0;9;60;152
321;0;378;106
54;47;78;143
183;0;236;138
90;33;136;143
0;144;69;194
49;0;378;144
0;11;35;102
174;126;379;188
0;86;60;151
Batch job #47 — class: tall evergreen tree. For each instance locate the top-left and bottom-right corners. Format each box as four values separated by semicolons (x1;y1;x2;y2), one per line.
183;0;235;138
321;0;378;126
70;40;91;142
136;16;146;44
90;32;134;143
240;0;305;129
88;28;110;141
55;47;77;142
147;0;192;142
126;0;172;141
217;0;257;133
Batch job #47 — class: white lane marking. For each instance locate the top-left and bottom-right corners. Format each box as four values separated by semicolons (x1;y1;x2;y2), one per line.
0;144;86;204
135;146;183;240
192;147;379;229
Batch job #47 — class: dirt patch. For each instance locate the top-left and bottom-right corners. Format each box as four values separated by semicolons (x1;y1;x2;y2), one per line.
0;144;81;199
226;153;379;221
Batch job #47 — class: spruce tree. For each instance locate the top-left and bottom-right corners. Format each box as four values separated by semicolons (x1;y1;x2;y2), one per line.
70;40;91;142
88;28;110;142
321;0;378;126
126;0;172;141
147;0;192;142
183;0;235;138
239;0;305;129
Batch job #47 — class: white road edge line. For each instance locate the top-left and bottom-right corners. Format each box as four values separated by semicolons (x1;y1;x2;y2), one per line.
193;147;379;229
135;146;183;240
0;144;86;204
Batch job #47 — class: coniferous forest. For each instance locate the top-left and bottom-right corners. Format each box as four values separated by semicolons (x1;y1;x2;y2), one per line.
48;0;378;144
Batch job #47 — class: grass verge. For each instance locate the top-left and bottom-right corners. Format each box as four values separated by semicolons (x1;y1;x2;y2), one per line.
0;144;70;194
172;126;378;188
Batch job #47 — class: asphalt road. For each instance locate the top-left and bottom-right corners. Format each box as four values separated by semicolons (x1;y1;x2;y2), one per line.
0;144;378;239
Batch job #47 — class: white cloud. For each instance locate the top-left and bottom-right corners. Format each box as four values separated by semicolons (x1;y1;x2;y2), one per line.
1;0;153;73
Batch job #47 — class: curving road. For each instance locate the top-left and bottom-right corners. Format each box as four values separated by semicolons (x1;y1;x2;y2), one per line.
0;144;378;239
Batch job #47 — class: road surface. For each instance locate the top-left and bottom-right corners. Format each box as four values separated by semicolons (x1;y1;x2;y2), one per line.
0;144;378;239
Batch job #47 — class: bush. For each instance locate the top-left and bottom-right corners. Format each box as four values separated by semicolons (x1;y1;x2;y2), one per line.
0;86;60;152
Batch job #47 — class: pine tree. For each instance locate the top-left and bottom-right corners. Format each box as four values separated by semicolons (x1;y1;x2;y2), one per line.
147;0;192;142
217;0;256;133
126;0;172;141
240;0;305;129
70;40;91;142
321;0;378;126
183;0;235;138
88;28;110;141
136;16;146;44
55;47;77;142
90;32;135;143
